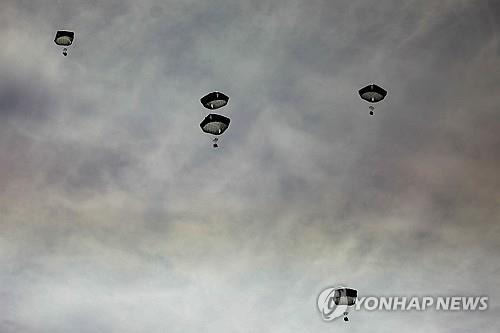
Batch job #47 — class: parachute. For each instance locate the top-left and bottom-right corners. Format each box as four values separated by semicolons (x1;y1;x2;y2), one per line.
333;287;358;322
200;91;230;148
54;30;74;56
200;91;229;110
200;114;230;148
358;84;387;116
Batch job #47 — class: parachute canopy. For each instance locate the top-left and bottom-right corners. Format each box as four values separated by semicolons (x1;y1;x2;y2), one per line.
200;91;229;110
359;84;387;103
54;30;74;46
200;114;230;135
333;288;358;306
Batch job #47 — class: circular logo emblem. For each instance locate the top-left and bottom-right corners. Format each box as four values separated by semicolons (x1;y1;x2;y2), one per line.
317;286;348;321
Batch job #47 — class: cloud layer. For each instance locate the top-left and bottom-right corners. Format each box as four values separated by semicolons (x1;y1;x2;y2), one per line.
0;0;499;332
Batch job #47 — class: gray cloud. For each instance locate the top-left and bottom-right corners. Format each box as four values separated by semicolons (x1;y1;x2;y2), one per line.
0;0;499;332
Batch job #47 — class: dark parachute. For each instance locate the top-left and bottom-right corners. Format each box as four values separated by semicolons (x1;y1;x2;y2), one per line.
359;84;387;102
200;114;230;148
333;288;358;322
200;91;230;148
54;30;74;56
200;91;229;110
358;84;387;116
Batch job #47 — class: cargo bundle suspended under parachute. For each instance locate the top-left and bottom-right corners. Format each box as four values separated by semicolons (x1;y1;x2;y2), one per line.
358;84;387;116
54;30;74;56
200;114;230;148
200;91;229;110
333;287;358;322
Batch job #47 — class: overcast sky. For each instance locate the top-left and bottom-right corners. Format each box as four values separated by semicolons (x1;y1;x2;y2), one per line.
0;0;499;332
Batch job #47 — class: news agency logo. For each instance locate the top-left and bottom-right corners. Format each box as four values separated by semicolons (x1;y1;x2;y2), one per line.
354;295;489;312
317;286;489;322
